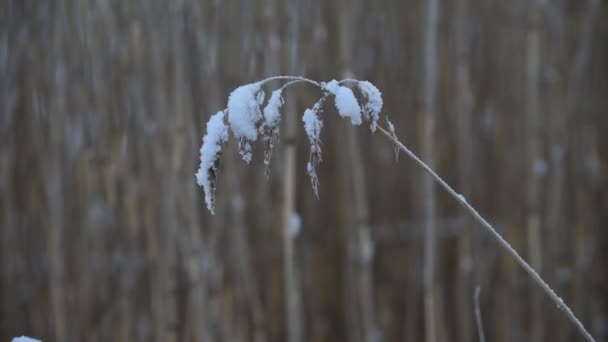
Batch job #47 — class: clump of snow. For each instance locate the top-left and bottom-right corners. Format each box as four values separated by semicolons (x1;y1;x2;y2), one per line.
357;80;383;132
322;79;340;93
302;99;324;197
290;212;302;238
261;89;284;176
263;89;284;128
303;108;322;144
361;235;375;263
12;337;41;342
227;82;265;162
195;111;229;214
334;86;362;125
457;194;467;203
322;80;361;125
533;159;547;177
195;76;388;214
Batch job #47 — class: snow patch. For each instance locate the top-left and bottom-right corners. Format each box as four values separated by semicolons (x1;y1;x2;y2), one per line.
227;82;265;162
322;79;339;93
334;86;362;125
263;89;284;128
196;111;229;214
302;100;324;197
457;194;467;203
357;80;383;132
303;108;323;142
291;212;302;238
322;80;362;125
12;337;41;342
262;89;285;175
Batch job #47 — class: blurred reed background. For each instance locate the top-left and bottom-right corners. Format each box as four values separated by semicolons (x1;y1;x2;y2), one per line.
1;0;608;341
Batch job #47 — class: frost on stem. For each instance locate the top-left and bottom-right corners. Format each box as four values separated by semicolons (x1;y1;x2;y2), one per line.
357;80;383;132
322;80;362;125
302;99;324;197
195;111;229;214
227;82;265;163
386;117;399;161
262;88;284;177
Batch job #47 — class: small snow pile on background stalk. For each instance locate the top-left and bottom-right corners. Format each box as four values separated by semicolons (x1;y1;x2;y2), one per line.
195;111;228;214
12;337;41;342
196;76;383;214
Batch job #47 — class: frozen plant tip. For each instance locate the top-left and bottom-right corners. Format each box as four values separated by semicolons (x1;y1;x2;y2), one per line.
195;111;229;214
227;82;265;163
302;99;324;197
262;89;285;176
357;81;383;132
195;75;596;342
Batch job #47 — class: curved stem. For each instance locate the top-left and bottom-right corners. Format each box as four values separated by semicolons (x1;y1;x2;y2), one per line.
259;76;363;92
259;75;321;88
255;75;364;96
376;125;595;342
279;79;318;92
216;78;320;117
211;74;595;341
338;78;359;85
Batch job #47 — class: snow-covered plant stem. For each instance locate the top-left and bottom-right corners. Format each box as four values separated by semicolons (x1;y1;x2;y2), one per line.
375;125;595;342
195;76;595;342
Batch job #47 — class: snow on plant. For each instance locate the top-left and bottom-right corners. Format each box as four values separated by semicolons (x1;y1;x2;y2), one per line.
196;76;378;213
322;80;362;125
386;117;400;160
227;82;265;163
261;89;284;176
194;75;595;342
302;98;324;197
195;111;229;214
357;80;383;132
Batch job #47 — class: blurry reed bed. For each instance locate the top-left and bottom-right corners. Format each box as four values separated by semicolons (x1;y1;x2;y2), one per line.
1;0;607;342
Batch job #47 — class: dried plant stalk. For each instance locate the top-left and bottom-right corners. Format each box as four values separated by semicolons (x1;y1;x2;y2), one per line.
196;75;595;342
376;125;595;342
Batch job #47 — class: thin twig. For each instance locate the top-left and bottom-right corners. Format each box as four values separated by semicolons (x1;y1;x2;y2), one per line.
474;286;485;342
376;125;595;342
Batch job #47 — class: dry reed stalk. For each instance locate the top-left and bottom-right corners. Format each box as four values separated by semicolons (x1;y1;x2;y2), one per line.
197;75;595;342
421;0;440;340
473;287;485;342
375;124;595;342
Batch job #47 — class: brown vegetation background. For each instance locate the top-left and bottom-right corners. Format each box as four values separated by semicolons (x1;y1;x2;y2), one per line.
1;0;608;341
